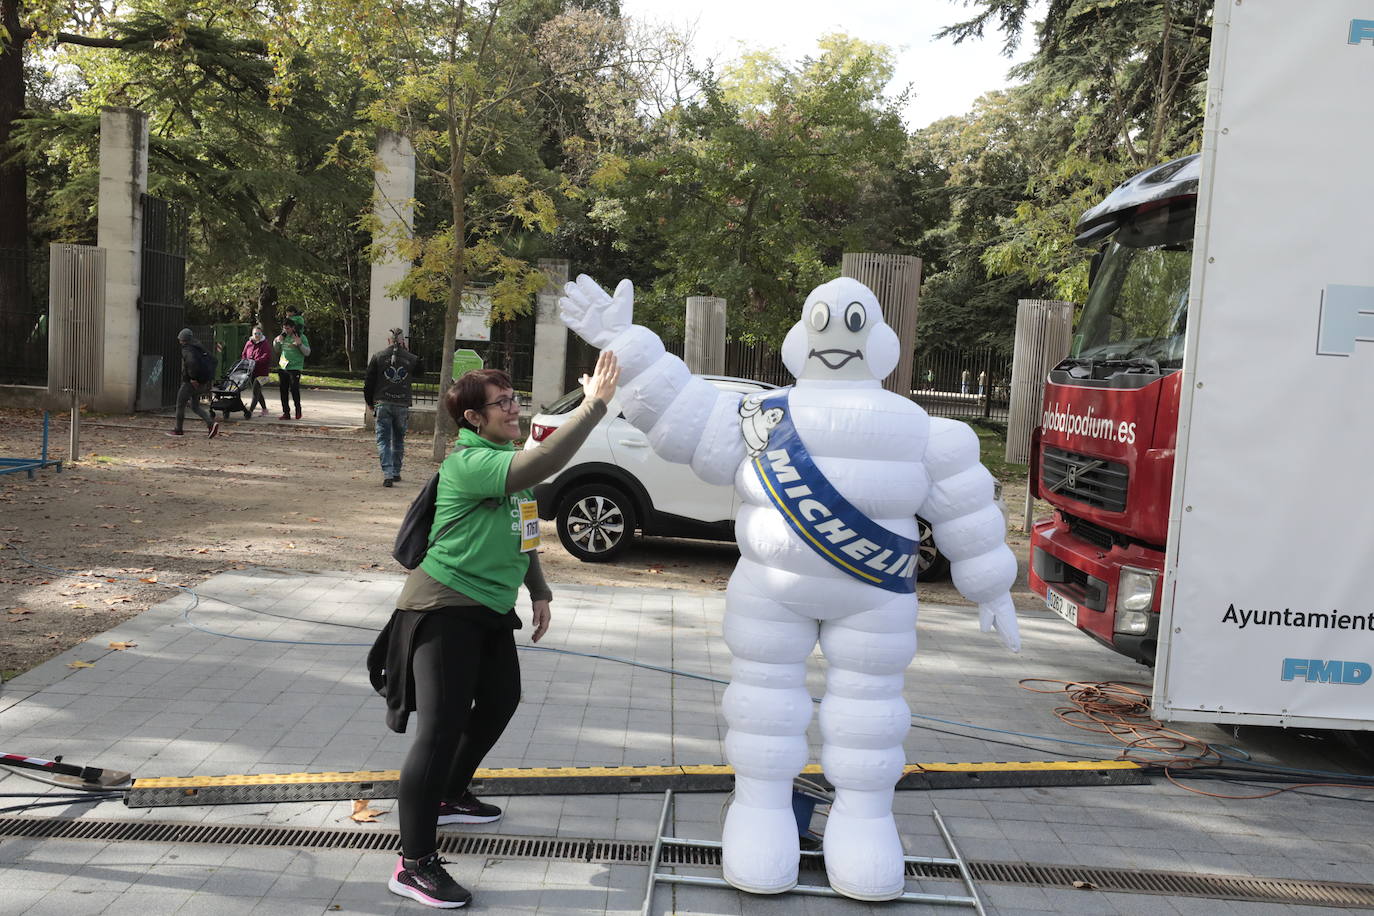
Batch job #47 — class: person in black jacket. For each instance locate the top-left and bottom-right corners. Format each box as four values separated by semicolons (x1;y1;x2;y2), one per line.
168;328;219;439
364;328;422;487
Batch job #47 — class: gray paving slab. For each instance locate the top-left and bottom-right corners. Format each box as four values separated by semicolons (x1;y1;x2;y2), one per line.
1;571;1373;914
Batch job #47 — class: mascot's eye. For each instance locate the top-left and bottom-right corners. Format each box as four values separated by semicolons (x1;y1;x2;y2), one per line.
844;302;867;332
808;302;830;331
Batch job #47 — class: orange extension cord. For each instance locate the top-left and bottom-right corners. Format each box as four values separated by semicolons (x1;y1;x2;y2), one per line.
1017;679;1373;801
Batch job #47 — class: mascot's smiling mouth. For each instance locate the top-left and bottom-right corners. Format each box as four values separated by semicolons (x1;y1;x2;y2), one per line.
809;348;863;370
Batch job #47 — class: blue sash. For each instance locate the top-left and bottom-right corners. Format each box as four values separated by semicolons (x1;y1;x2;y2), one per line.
749;392;918;593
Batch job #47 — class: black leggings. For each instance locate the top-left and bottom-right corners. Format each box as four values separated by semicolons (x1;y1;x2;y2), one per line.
249;377;268;414
399;612;521;859
278;369;301;414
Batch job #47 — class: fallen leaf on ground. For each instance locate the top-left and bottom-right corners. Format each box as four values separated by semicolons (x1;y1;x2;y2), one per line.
68;660;95;669
139;576;158;584
646;565;664;574
6;607;33;615
349;800;386;823
108;641;137;650
1071;880;1097;890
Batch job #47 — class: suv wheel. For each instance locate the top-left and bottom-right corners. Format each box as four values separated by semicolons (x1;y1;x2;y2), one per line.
556;483;637;562
915;515;949;581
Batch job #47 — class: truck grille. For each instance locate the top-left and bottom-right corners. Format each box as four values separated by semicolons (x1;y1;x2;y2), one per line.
1067;515;1118;551
1042;448;1128;512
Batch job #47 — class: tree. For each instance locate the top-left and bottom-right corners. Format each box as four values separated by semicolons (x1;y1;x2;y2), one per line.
15;8;374;361
937;0;1211;302
323;0;647;459
604;35;911;346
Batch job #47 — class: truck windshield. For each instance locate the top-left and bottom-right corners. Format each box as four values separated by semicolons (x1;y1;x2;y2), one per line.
1072;202;1194;371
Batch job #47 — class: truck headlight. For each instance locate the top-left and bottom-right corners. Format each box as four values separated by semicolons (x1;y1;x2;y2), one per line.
1114;567;1158;635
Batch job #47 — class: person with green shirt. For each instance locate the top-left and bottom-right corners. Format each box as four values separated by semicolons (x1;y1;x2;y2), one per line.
272;315;310;419
379;351;620;910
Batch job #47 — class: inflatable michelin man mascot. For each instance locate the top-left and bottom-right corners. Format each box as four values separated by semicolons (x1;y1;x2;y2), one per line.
560;275;1020;901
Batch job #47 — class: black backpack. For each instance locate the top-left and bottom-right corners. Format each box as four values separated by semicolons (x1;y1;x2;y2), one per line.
392;446;492;569
188;344;215;383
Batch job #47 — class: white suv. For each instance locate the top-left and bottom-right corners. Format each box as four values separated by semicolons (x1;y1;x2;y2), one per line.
525;376;956;580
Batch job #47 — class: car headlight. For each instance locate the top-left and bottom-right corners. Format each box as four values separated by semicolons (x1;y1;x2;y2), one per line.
1114;567;1158;635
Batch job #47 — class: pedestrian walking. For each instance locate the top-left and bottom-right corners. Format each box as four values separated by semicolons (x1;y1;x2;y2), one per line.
978;369;987;397
367;352;621;909
242;325;273;417
961;368;971;395
274;315;310;419
365;328;422;487
167;328;220;439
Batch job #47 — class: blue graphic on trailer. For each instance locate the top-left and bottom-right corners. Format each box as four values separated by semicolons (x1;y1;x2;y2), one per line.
1316;285;1374;356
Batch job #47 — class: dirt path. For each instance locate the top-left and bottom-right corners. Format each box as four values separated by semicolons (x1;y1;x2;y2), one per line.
1;408;1043;678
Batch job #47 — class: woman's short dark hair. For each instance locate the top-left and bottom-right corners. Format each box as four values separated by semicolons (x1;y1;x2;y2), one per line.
446;368;514;431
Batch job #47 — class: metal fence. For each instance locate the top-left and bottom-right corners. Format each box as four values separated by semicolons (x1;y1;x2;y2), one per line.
0;247;48;386
136;195;190;410
912;347;1013;422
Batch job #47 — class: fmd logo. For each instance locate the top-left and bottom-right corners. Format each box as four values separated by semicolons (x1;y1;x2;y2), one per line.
1316;286;1374;356
1351;20;1374;44
1281;658;1372;685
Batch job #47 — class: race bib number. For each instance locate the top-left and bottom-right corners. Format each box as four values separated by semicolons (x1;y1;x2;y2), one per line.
518;499;540;552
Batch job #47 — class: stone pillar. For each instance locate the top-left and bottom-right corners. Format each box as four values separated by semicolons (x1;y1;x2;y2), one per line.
685;296;727;375
841;252;922;397
367;130;416;356
531;259;570;411
95;107;148;413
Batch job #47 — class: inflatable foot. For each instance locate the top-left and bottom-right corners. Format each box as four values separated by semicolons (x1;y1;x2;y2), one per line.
822;810;905;901
720;802;799;895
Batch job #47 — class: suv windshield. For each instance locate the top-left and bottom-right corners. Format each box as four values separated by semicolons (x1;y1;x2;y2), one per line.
1072;200;1194;371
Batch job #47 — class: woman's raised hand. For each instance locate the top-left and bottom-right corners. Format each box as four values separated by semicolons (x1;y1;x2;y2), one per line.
580;349;620;404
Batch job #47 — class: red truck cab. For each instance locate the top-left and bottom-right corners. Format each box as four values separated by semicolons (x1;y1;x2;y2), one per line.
1028;155;1198;665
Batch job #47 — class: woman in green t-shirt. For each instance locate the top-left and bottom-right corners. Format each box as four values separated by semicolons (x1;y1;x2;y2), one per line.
384;351;620;909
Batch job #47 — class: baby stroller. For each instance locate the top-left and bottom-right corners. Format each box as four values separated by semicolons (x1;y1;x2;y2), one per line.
210;358;256;419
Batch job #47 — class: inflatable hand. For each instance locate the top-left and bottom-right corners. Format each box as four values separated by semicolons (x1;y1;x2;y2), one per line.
978;593;1021;653
560;275;634;348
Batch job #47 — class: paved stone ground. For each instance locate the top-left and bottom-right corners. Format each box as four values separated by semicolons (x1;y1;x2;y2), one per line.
1;572;1372;914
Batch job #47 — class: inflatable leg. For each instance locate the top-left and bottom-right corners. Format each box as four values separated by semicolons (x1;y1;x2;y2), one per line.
818;596;917;901
719;562;818;894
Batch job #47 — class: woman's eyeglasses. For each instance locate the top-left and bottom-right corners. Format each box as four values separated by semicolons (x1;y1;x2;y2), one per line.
483;395;521;412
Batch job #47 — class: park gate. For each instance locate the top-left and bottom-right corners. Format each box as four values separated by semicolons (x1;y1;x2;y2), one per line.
135;194;189;410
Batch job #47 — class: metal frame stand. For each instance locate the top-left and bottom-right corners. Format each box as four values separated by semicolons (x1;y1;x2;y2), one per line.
0;411;64;478
640;790;986;915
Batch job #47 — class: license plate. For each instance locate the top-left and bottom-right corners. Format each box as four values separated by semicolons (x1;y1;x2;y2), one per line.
1046;589;1078;625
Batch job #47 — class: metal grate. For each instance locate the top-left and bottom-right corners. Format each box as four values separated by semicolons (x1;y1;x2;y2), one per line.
3;817;1373;907
1042;447;1129;512
1067;514;1118;551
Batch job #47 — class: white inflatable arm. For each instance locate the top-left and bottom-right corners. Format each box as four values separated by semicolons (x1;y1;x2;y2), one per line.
559;275;746;485
918;418;1021;652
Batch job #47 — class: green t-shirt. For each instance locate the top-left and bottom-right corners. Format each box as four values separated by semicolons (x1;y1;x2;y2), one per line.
274;333;309;370
419;428;532;613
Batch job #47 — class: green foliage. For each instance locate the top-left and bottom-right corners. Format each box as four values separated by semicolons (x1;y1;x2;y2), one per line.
595;37;910;346
935;0;1209;306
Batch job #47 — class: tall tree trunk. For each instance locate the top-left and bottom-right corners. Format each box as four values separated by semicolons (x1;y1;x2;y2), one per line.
432;182;464;461
0;0;31;368
258;282;280;334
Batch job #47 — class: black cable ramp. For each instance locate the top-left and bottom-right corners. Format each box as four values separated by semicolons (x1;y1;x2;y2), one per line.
124;759;1148;807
